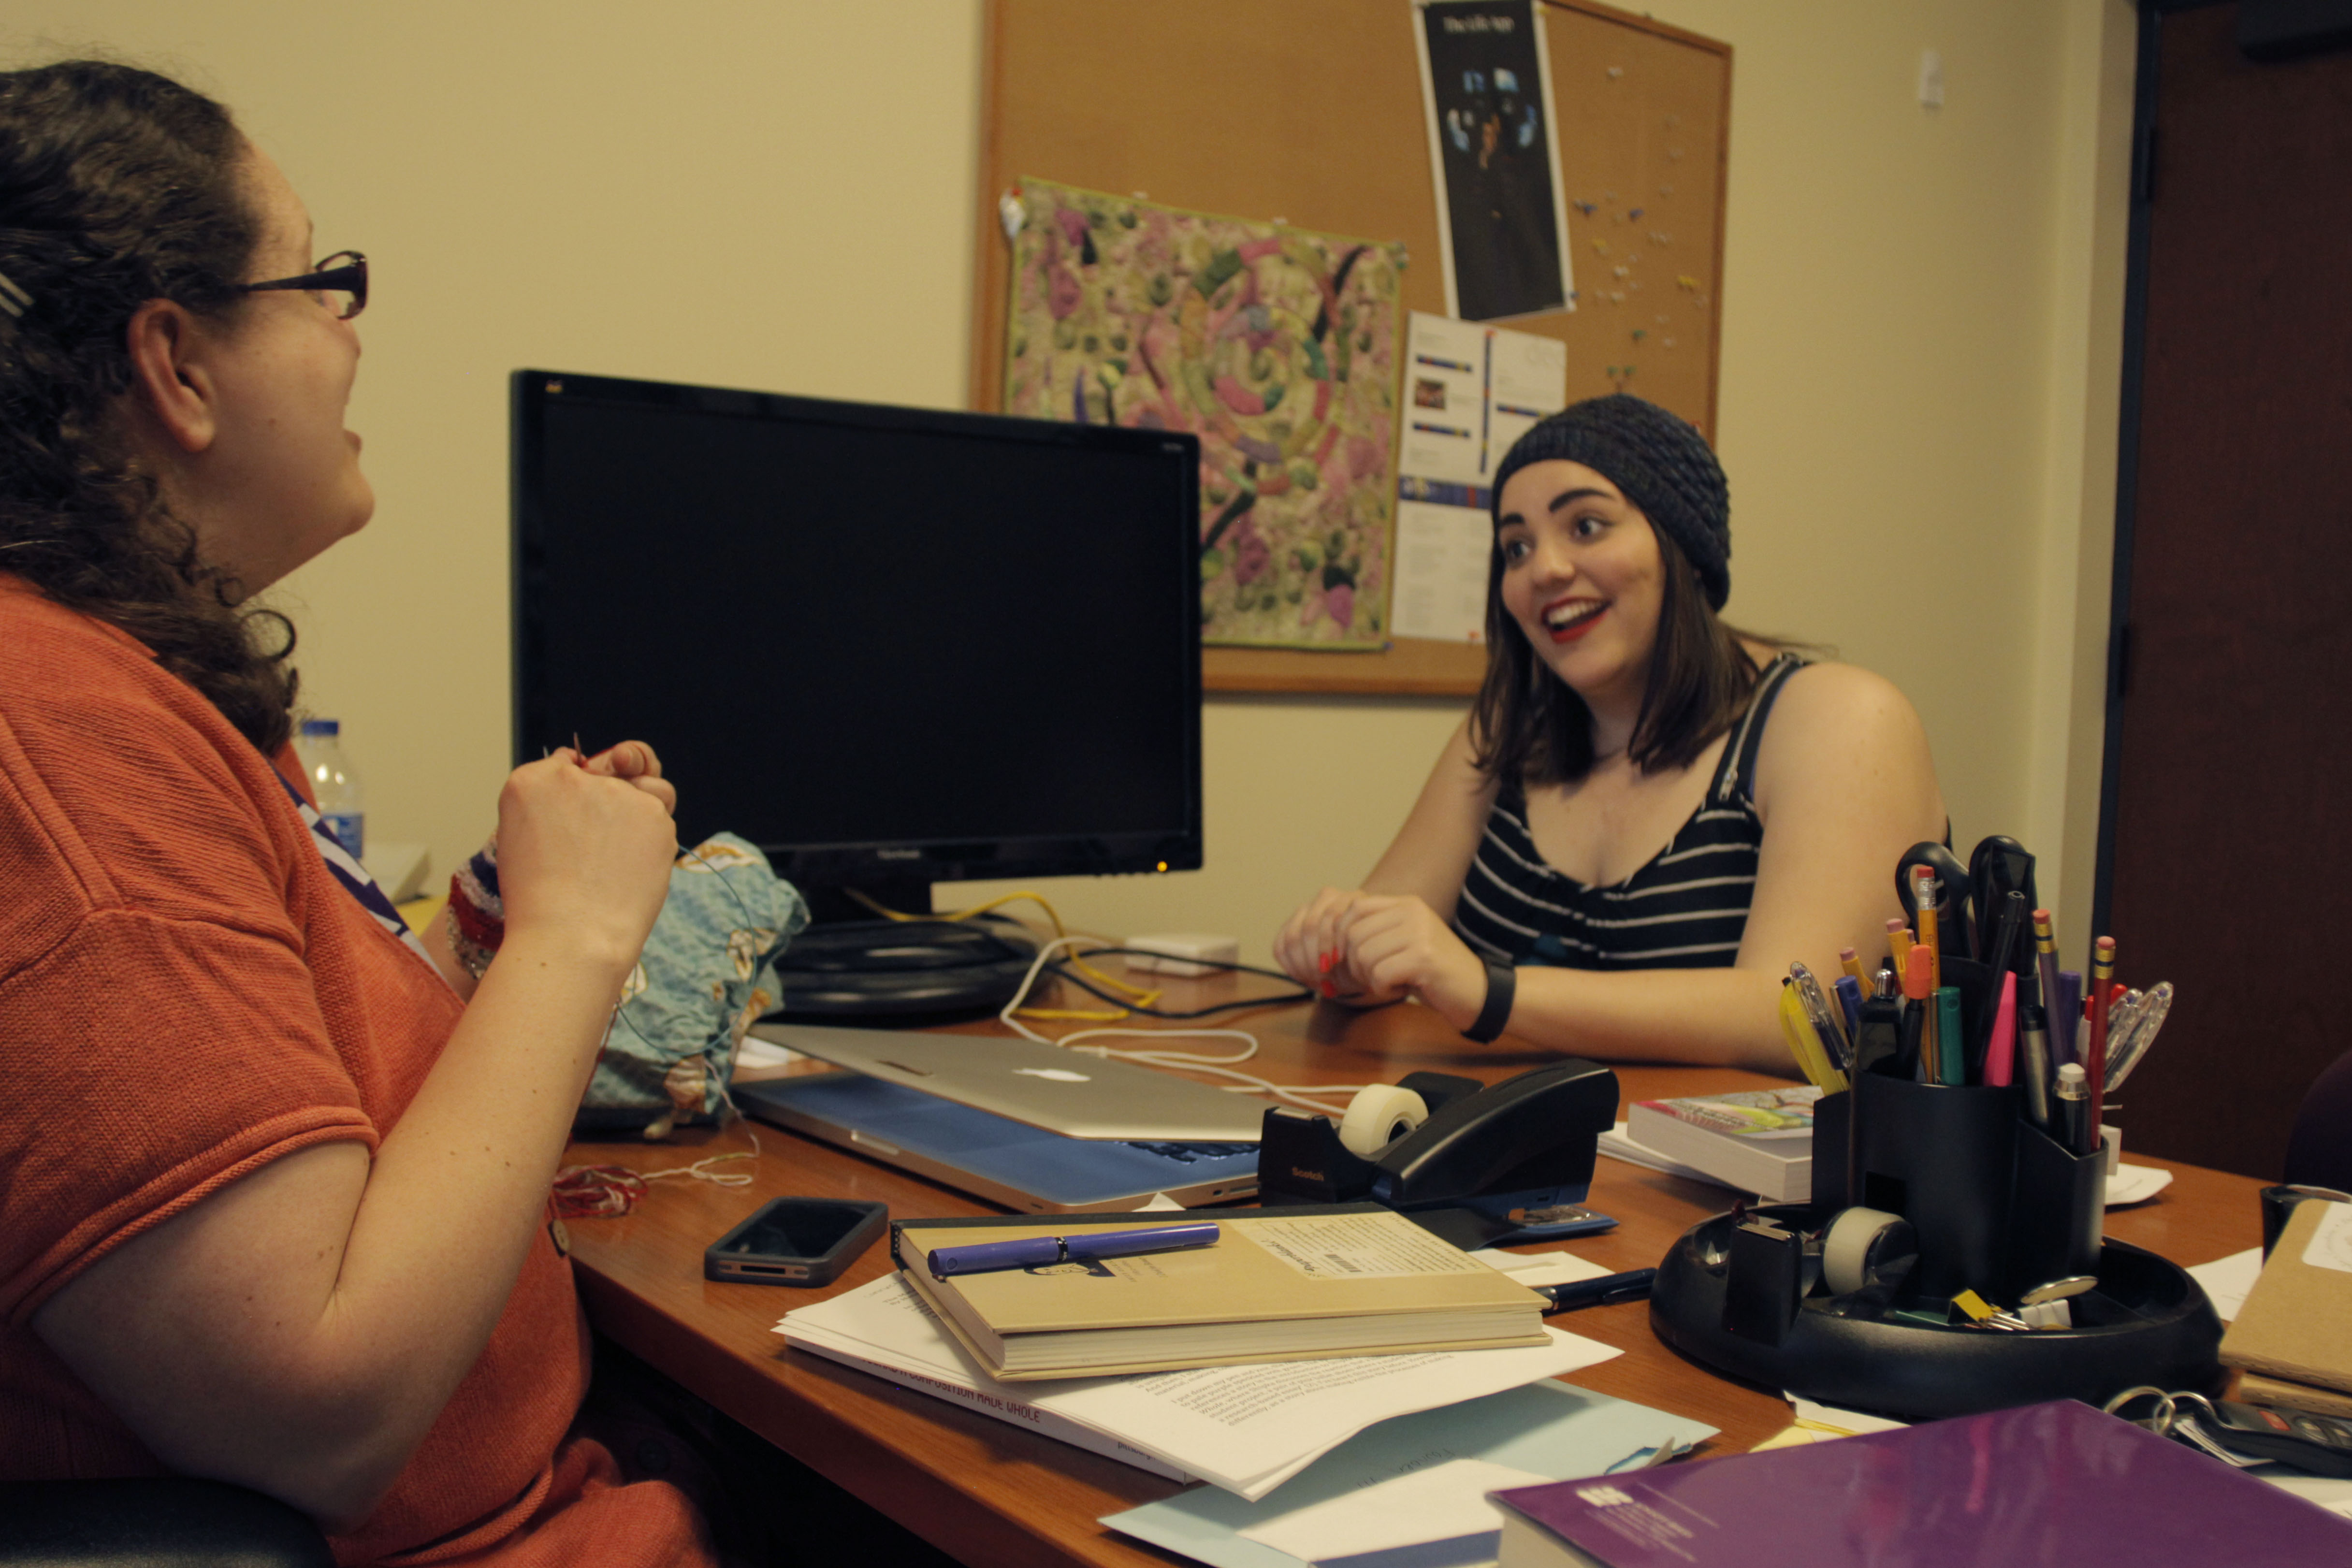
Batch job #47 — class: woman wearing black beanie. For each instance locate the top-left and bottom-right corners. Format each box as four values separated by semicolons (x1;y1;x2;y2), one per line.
1274;395;1945;1070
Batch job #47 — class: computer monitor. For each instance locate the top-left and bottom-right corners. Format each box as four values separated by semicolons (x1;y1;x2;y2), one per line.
510;369;1203;1015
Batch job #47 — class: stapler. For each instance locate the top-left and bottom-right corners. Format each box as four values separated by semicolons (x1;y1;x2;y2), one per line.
1257;1060;1621;1249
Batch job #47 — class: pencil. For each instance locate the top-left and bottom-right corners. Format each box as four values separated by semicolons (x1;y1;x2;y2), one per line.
2032;909;2066;1061
1914;871;1942;992
1840;946;1868;993
2086;936;2115;1133
1887;917;1914;983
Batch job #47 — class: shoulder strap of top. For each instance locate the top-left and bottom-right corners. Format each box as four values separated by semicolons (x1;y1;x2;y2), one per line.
1713;653;1809;806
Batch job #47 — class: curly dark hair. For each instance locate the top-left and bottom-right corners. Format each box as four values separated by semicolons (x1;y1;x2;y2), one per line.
0;59;298;754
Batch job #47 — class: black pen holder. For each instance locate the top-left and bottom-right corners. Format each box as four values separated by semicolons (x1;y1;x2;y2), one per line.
1650;1071;2213;1421
1811;1074;2103;1301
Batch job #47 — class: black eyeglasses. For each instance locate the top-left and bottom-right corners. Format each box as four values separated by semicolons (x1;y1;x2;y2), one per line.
237;250;367;319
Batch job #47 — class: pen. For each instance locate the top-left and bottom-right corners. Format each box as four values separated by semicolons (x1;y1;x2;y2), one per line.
2054;1062;2091;1156
2106;987;2144;1049
1833;973;1864;1043
1985;970;2017;1089
1790;962;1852;1071
1901;944;1933;1081
926;1221;1220;1279
1933;986;1966;1086
1852;983;1903;1078
1976;891;2027;1073
2086;936;2115;1132
1540;1267;1657;1312
2052;969;2081;1067
2105;980;2172;1092
2017;1002;2053;1129
1778;983;1846;1093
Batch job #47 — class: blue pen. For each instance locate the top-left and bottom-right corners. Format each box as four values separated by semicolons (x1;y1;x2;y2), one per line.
1832;974;1863;1044
926;1221;1221;1279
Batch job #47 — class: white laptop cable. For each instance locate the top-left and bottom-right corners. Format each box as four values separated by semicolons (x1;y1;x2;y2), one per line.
998;934;1373;1115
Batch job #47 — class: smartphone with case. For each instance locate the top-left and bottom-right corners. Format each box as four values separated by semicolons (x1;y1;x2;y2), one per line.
705;1196;887;1286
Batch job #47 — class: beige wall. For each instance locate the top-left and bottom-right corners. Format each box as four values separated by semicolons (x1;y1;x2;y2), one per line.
6;1;2135;963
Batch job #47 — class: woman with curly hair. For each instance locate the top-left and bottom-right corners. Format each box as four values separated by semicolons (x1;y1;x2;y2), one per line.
0;60;709;1564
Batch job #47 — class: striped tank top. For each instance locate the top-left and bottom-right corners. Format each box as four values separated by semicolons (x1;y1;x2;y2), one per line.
1454;653;1807;971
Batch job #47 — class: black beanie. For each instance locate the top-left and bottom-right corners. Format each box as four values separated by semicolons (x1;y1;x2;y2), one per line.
1489;394;1731;610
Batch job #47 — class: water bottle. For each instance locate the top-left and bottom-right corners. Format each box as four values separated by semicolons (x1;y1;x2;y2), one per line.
294;718;365;860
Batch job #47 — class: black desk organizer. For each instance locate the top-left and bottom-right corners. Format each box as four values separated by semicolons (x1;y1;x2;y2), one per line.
1649;1061;2222;1420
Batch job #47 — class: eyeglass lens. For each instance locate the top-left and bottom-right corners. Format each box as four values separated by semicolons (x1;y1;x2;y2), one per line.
314;251;365;319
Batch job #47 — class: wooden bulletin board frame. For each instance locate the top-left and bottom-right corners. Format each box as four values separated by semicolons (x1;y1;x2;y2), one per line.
970;0;1731;697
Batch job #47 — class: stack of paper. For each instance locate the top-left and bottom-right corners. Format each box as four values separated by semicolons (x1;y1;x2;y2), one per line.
778;1270;1621;1499
1101;1380;1718;1568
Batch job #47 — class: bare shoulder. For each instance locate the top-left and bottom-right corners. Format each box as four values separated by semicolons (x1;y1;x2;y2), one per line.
1769;660;1926;740
1751;658;1942;823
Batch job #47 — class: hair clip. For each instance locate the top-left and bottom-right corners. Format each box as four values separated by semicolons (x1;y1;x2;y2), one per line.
0;267;29;319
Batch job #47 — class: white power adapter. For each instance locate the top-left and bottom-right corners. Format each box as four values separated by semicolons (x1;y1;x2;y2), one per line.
1122;932;1241;977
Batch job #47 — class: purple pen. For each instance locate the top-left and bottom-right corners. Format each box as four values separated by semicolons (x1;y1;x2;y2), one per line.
927;1221;1220;1279
2053;970;2082;1067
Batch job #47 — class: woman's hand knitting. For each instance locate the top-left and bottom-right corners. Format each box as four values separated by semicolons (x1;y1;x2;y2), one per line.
494;744;677;976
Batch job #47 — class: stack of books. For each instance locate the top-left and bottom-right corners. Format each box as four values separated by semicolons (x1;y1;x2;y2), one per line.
1604;1087;1821;1202
2223;1198;2352;1419
892;1207;1552;1380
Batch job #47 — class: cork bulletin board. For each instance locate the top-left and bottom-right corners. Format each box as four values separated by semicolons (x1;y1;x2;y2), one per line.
970;0;1731;696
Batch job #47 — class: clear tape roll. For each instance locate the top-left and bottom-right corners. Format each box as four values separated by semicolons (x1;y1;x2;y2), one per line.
1337;1084;1429;1158
1822;1205;1911;1296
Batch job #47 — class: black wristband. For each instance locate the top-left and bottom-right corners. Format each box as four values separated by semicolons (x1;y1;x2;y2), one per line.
1463;958;1517;1043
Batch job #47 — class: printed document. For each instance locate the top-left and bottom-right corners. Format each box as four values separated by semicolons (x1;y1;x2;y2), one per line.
779;1270;1616;1499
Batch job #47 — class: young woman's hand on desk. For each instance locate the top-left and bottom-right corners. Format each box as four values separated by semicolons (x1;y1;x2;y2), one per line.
1274;888;1485;1027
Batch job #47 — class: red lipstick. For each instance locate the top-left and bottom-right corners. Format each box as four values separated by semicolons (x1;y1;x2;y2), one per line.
1539;599;1607;643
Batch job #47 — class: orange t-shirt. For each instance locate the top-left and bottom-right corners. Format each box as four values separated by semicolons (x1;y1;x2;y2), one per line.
0;580;707;1567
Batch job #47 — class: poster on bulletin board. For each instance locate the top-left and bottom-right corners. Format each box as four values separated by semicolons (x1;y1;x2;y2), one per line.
1002;178;1408;650
1412;0;1577;322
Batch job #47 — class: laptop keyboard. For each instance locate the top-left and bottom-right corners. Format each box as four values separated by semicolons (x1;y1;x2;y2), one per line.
1121;1141;1258;1163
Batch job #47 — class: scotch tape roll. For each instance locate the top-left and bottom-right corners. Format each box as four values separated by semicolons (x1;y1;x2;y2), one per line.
1822;1205;1913;1297
1337;1084;1430;1158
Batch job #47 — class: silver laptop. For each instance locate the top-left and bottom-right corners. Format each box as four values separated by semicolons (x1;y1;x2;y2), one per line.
747;1023;1266;1142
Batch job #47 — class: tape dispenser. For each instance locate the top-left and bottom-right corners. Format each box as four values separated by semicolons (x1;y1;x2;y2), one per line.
1255;1060;1620;1248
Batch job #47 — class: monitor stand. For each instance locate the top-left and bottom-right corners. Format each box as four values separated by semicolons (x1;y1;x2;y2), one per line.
769;882;1043;1023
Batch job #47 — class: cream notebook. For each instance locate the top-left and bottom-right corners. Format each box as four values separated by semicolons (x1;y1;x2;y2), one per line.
894;1209;1548;1381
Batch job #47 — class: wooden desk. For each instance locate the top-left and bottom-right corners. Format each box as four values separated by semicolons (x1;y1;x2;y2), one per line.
561;972;2263;1568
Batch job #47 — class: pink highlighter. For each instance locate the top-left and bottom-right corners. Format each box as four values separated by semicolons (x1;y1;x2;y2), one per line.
1985;970;2018;1088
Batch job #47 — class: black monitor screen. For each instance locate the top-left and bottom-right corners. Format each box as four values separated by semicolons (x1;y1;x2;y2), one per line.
511;370;1203;891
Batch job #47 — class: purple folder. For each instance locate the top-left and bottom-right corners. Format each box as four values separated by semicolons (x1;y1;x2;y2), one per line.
1490;1399;2352;1567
